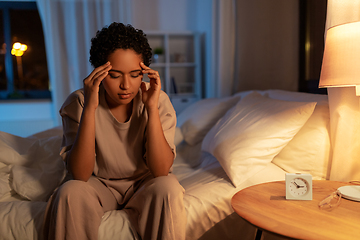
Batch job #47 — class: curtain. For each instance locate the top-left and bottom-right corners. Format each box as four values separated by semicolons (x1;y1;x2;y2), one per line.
213;0;236;98
325;0;360;181
233;0;299;93
36;0;132;125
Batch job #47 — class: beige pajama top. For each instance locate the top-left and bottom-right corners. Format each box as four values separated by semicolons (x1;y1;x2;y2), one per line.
59;83;177;204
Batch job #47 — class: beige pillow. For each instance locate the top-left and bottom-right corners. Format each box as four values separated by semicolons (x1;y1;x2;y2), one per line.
259;90;331;180
272;103;330;179
201;92;316;187
177;96;240;146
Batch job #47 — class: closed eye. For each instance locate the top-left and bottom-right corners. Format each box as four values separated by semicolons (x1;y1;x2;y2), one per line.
109;73;122;78
108;70;142;79
130;71;142;78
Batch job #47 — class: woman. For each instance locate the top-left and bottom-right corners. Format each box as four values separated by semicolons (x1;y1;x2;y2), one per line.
43;22;186;240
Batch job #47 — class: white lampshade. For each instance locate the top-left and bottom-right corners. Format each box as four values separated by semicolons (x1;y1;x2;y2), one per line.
319;21;360;92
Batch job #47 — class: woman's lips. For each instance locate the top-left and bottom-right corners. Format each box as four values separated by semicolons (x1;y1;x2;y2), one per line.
118;93;131;99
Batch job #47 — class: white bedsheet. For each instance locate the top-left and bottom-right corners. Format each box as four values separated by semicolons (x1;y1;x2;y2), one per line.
0;129;286;240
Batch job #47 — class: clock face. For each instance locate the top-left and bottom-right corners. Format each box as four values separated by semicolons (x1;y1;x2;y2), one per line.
285;173;312;200
288;178;308;196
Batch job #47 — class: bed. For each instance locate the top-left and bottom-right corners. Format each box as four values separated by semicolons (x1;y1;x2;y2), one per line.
0;89;331;240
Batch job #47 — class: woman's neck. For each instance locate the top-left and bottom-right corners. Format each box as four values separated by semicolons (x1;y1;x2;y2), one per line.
107;99;133;123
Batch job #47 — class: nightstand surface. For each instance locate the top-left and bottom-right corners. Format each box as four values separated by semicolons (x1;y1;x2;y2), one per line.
231;180;360;240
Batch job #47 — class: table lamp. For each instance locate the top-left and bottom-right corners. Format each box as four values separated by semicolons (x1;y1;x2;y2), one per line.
319;21;360;95
318;20;360;182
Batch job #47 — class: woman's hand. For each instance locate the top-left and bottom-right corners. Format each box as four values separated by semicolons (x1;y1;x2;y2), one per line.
83;62;112;110
140;62;173;177
68;62;111;181
140;62;161;110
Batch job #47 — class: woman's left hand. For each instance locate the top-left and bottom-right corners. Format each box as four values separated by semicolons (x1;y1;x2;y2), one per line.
140;62;161;110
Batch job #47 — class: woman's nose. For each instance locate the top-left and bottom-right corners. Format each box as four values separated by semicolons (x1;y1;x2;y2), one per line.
120;75;130;89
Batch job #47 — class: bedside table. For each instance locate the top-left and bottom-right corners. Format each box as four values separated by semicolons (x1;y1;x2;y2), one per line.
231;180;360;240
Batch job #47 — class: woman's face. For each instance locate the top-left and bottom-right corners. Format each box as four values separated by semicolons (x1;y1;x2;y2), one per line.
102;48;143;108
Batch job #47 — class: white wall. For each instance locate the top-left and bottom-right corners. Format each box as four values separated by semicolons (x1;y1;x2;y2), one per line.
132;0;195;31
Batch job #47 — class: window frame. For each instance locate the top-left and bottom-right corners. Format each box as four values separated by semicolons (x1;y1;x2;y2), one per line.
0;1;51;100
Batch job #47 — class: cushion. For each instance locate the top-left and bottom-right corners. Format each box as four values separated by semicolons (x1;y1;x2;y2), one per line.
201;92;317;187
232;89;331;180
269;92;330;180
177;95;240;146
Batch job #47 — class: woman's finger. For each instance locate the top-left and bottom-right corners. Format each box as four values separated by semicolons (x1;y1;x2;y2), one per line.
142;68;159;75
84;62;111;83
91;65;111;82
146;71;159;77
140;62;150;70
147;73;160;82
140;62;159;74
144;70;159;79
92;61;111;77
146;72;160;79
140;62;161;87
93;71;108;86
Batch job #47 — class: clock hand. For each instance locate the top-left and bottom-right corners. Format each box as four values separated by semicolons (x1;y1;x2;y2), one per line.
292;182;300;188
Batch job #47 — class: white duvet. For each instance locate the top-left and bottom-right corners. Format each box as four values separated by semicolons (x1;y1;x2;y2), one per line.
0;128;65;202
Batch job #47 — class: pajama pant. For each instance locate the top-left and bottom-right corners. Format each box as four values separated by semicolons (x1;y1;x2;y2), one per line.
43;173;186;240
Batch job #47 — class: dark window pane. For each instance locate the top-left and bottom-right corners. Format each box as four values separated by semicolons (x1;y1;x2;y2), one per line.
10;8;49;91
0;9;6;90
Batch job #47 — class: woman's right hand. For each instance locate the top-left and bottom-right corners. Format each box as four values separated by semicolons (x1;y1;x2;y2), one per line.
83;61;112;109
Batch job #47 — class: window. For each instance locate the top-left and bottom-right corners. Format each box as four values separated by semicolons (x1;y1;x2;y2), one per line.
0;1;50;100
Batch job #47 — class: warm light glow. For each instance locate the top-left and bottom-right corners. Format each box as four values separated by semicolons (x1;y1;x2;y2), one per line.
319;21;360;91
20;44;27;51
11;42;27;57
13;42;21;50
11;49;23;57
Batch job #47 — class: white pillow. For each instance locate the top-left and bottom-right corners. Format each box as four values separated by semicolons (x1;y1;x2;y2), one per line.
201;92;317;187
272;103;331;180
257;90;331;179
177;96;240;146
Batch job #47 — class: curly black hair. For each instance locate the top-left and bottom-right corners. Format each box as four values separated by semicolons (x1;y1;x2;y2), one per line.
89;22;152;68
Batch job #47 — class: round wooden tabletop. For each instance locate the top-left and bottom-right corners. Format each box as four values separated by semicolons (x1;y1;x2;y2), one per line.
231;180;360;240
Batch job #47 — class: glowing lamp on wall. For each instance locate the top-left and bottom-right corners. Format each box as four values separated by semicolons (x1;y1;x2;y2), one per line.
319;21;360;95
11;42;28;81
11;42;27;57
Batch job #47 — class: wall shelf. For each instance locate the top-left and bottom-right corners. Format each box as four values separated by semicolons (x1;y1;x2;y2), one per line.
146;31;202;114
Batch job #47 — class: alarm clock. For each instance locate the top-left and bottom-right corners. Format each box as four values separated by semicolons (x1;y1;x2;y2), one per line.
285;173;312;200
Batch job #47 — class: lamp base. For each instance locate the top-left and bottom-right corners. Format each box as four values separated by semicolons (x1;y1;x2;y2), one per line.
356;85;360;96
